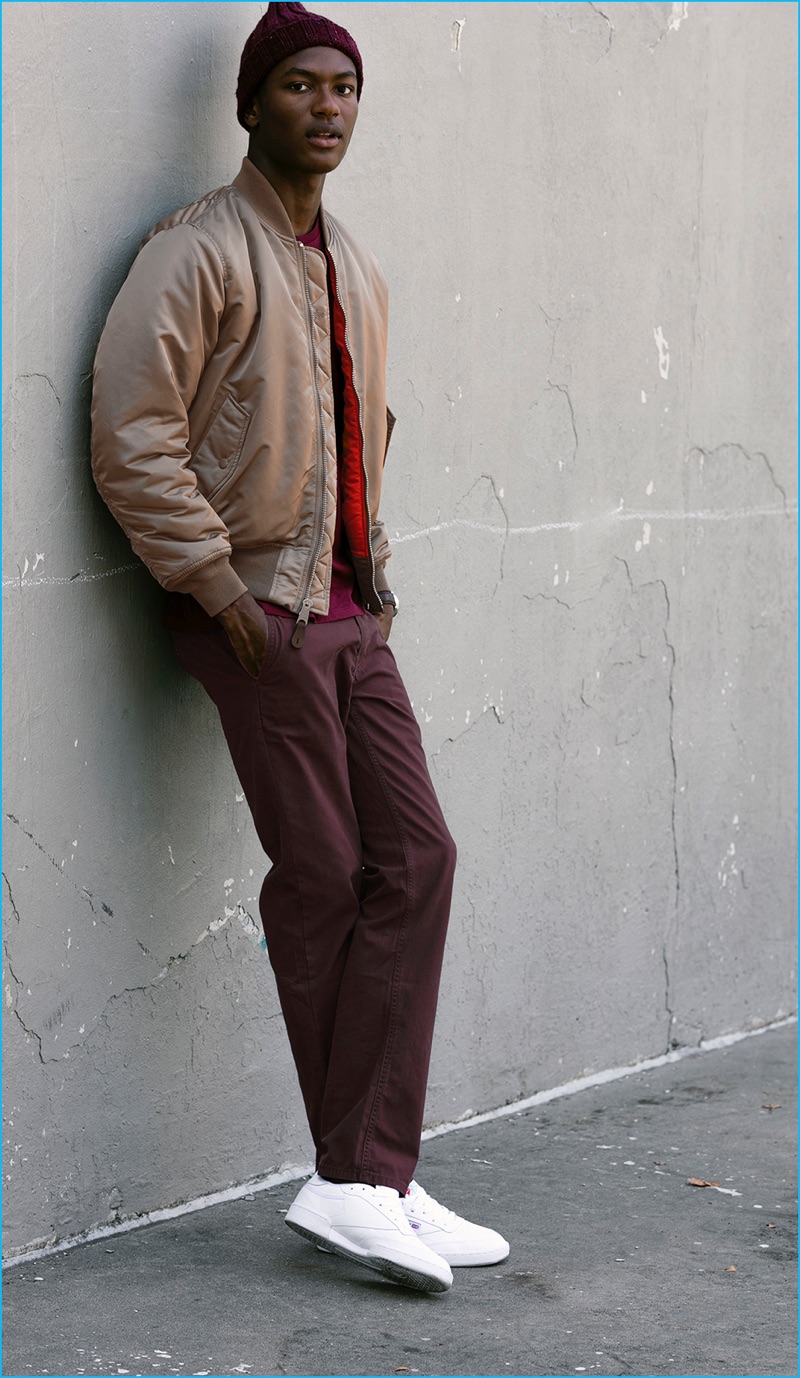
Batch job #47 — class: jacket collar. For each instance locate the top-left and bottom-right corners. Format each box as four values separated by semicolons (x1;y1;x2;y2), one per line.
232;157;331;247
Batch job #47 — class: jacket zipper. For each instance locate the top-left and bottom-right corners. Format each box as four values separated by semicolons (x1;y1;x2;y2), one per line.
292;244;329;649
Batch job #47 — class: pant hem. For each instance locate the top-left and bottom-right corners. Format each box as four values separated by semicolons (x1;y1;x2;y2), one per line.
316;1166;411;1194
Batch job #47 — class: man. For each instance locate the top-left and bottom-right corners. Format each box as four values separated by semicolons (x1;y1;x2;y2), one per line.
92;1;508;1294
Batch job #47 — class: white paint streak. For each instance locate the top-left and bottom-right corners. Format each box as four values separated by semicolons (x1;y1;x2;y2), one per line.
6;504;794;594
392;502;794;546
2;1162;317;1271
653;325;670;379
422;1017;796;1142
4;1015;794;1271
32;553;45;572
2;563;141;591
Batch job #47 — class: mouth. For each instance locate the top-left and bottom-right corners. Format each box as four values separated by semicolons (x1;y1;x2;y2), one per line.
306;127;342;149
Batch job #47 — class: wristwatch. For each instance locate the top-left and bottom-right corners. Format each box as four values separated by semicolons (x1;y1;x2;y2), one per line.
378;590;399;617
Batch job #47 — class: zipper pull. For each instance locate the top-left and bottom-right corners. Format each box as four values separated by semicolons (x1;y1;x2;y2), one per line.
291;598;313;648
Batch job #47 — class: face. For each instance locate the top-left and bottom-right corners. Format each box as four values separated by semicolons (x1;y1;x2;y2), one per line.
244;46;359;177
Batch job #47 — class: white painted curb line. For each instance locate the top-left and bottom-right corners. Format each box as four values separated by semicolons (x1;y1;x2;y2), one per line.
4;1015;795;1270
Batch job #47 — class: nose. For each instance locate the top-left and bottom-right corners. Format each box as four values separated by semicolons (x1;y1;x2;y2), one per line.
312;84;341;119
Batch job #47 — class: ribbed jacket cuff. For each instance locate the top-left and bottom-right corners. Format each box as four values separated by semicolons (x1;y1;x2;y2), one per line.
172;558;249;616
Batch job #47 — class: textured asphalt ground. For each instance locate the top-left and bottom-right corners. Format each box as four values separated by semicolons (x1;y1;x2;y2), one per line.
3;1022;796;1378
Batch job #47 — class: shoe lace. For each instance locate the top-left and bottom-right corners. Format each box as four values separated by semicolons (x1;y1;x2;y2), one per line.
406;1182;457;1228
374;1186;415;1232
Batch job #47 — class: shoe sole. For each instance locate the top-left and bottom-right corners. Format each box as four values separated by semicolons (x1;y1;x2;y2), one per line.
446;1249;510;1267
285;1218;451;1293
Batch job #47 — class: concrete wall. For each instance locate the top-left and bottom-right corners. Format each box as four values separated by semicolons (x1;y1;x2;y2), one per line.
3;1;796;1258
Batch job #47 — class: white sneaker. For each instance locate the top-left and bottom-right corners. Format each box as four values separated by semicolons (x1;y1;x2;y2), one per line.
285;1174;453;1293
401;1180;510;1266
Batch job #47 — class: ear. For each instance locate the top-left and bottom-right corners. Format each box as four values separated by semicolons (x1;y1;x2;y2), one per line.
243;94;260;129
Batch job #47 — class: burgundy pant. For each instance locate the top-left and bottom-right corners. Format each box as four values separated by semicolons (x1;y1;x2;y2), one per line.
171;613;456;1192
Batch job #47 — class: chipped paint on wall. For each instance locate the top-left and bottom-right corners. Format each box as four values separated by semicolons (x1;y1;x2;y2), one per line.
653;326;670;380
668;3;689;34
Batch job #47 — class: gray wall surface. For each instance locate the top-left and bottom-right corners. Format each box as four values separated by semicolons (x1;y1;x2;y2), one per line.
3;1;796;1258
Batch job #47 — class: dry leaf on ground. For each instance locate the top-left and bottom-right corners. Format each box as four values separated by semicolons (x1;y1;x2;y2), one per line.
687;1177;721;1188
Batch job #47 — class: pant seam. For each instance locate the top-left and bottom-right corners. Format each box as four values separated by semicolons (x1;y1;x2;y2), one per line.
255;679;324;1064
349;698;414;1180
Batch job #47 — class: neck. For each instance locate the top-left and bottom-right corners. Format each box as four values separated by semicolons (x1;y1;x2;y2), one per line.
247;146;324;235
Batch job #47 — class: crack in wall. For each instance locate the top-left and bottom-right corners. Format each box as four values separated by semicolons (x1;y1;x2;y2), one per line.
2;872;21;924
451;474;510;597
523;586;605;615
688;443;790;510
3;939;45;1064
539;306;563;377
615;558;679;1051
431;702;505;767
4;864;263;1057
557;1;614;63
528;590;576;613
16;372;62;407
587;2;614;52
755;451;788;508
78;904;265;1052
4;814;116;921
483;472;510;589
546;383;579;467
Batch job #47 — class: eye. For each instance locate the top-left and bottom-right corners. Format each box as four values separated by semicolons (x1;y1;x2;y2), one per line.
336;84;356;96
287;81;310;92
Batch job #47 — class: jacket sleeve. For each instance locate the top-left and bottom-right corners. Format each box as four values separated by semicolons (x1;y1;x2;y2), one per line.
91;224;249;615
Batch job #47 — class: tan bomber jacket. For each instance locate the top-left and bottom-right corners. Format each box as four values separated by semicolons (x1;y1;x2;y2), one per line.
91;157;394;623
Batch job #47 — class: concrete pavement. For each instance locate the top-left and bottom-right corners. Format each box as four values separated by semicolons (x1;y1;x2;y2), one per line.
3;1023;796;1378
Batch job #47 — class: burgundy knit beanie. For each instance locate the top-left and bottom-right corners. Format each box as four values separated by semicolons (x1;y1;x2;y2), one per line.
236;2;363;128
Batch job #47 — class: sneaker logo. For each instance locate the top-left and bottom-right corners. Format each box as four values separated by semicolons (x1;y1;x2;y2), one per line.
410;1221;421;1230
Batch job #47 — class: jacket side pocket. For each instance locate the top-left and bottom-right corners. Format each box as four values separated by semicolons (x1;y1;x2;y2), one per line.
194;393;251;498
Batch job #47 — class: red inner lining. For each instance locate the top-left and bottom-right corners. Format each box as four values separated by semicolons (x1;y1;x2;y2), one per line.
325;249;369;561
